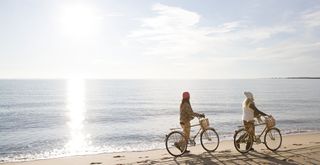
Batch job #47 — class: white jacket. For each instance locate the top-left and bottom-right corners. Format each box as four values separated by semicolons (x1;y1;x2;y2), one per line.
242;104;254;122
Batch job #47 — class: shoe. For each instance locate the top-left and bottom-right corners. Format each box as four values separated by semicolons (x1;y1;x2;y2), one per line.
245;142;253;151
235;141;240;149
185;150;190;153
254;136;260;142
174;142;183;152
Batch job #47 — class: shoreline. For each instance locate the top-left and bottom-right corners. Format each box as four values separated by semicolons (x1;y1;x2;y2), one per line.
2;132;320;165
2;130;319;163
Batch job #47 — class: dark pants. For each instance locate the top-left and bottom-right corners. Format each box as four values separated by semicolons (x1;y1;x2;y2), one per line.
243;120;255;137
243;120;255;149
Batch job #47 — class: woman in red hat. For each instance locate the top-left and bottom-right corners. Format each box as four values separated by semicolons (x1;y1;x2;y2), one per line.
178;91;204;152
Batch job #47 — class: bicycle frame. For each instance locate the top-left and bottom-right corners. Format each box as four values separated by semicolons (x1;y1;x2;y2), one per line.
236;121;269;143
169;118;205;143
254;122;268;143
189;121;203;142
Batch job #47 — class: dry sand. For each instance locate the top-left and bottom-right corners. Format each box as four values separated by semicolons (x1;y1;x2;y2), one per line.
2;132;320;165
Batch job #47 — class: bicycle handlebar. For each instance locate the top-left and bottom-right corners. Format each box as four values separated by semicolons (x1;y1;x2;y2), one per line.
196;113;205;119
257;114;272;118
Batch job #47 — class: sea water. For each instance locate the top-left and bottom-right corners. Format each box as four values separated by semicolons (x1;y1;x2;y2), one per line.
0;79;320;162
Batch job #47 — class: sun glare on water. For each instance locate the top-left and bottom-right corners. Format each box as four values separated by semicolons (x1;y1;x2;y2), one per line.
65;79;91;154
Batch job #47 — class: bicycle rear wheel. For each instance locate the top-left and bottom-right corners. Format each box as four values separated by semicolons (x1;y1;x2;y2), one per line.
200;127;219;152
165;131;188;157
264;127;282;151
233;129;253;153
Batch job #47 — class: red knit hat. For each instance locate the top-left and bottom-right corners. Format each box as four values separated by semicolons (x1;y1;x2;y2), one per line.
182;92;190;99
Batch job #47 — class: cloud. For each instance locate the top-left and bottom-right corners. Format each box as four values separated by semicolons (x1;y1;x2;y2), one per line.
243;42;320;61
127;3;295;60
128;3;207;59
301;9;320;28
125;3;320;78
142;3;200;28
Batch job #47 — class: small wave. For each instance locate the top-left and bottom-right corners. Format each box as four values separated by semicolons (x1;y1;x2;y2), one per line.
0;142;164;163
282;129;320;135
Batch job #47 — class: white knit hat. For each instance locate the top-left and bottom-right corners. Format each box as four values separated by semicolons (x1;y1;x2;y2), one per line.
244;91;254;99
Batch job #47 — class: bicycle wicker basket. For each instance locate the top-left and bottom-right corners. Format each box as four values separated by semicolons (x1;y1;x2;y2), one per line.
200;118;210;130
265;115;276;129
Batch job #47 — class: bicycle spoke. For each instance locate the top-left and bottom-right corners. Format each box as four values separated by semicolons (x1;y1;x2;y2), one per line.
234;129;253;153
165;131;187;157
264;128;282;151
200;128;219;152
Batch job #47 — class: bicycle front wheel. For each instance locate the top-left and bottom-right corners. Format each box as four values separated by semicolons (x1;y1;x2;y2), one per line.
200;127;219;152
233;129;253;153
165;131;188;157
264;127;282;151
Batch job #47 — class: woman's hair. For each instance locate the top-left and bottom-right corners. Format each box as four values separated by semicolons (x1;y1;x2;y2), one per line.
180;98;191;109
242;98;252;108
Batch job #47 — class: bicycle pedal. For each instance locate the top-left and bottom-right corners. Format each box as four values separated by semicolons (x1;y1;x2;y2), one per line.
190;143;196;146
189;140;196;146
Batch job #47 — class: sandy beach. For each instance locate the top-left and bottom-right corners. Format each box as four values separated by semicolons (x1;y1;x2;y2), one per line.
2;132;320;165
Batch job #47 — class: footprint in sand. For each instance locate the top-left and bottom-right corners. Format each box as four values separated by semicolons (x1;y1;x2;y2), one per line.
263;156;271;159
113;155;125;158
311;141;320;144
137;160;149;164
218;150;231;153
282;158;294;162
161;157;171;160
293;144;302;146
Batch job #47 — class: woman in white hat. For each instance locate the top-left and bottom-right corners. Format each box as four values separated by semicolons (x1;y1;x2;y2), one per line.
241;91;268;150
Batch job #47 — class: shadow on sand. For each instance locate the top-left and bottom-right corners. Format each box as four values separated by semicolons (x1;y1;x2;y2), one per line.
136;145;320;165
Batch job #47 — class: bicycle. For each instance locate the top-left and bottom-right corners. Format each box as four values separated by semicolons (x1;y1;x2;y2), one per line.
233;115;282;153
165;115;220;157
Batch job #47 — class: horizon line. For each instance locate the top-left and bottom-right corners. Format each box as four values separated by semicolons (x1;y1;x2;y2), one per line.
0;77;319;80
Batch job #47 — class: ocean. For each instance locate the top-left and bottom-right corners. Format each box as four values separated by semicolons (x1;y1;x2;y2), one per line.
0;79;320;162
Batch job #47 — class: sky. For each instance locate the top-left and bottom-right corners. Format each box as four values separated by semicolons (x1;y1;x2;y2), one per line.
0;0;320;79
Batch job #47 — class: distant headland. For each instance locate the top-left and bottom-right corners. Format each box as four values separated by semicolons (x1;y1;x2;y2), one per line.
271;77;320;79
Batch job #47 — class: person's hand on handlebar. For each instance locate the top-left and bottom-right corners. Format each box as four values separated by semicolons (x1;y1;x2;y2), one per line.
257;115;263;123
263;114;271;118
199;113;205;118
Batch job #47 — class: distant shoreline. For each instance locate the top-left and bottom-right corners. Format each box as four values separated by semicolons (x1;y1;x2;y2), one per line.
0;77;319;80
271;77;320;79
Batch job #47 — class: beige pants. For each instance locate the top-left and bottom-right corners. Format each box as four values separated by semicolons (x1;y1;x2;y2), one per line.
180;122;191;140
177;122;190;148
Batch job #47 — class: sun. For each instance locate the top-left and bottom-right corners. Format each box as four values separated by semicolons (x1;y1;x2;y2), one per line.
59;3;102;38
